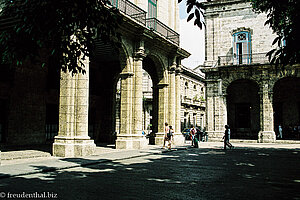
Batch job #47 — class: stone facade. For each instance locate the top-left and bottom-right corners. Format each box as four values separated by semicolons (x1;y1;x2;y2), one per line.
202;0;300;142
180;66;206;131
0;0;189;157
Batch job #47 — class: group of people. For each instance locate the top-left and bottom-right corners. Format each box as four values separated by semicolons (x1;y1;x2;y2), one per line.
162;122;234;150
162;122;174;150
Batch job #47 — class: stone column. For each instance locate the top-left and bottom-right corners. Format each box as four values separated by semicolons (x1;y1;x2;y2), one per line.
168;61;176;129
155;83;169;146
205;79;226;141
53;59;96;157
175;65;182;133
258;82;276;143
116;41;147;149
115;71;134;149
174;64;185;145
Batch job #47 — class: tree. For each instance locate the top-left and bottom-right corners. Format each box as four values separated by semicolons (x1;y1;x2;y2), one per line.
178;0;210;30
250;0;300;66
0;0;122;74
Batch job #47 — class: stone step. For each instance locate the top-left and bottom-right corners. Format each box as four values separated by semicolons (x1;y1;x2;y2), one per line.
1;150;51;160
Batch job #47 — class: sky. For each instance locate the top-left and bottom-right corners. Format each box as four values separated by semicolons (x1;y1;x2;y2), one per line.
179;1;205;69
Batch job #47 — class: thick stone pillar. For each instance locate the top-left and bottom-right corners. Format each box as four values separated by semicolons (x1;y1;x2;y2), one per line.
155;83;169;146
53;59;96;157
175;66;182;133
167;60;184;146
258;82;276;143
116;41;147;149
205;79;227;141
168;62;176;129
115;71;134;149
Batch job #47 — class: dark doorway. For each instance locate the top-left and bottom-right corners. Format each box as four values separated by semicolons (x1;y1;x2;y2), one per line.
227;79;260;139
273;78;300;140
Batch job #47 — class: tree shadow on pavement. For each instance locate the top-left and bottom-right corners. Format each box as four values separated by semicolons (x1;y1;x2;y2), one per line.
0;147;300;200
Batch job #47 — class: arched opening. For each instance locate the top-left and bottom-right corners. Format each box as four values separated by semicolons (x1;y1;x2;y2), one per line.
273;77;300;140
227;79;260;139
88;39;123;145
142;56;160;144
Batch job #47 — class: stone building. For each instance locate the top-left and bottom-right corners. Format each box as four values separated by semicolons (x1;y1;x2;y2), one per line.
180;66;206;131
0;0;190;157
202;0;300;142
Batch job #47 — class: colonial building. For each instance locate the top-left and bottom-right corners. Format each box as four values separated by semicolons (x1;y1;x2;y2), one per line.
180;66;206;131
0;0;190;157
201;0;300;142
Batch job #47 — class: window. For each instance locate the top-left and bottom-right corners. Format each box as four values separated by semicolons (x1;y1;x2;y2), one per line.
148;0;157;18
110;0;118;7
233;31;251;64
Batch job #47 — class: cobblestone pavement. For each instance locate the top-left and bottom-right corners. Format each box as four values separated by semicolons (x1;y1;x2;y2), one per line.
0;143;300;200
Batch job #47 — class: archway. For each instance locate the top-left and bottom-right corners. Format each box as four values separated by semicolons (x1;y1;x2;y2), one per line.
273;77;300;140
226;79;260;139
88;39;124;145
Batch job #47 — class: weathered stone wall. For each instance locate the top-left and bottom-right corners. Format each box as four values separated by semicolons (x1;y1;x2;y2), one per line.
0;63;59;145
205;0;276;64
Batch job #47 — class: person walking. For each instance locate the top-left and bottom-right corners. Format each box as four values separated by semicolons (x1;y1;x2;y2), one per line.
223;125;233;150
167;125;174;150
162;122;169;149
278;124;283;139
190;126;196;147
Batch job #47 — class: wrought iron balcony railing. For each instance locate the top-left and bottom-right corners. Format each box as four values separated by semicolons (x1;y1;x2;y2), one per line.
146;18;179;46
217;53;270;66
110;0;146;25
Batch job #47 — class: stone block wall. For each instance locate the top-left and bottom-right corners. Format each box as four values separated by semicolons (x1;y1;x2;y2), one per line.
205;0;276;64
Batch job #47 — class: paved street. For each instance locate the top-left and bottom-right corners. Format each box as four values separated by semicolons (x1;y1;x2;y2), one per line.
1;143;300;200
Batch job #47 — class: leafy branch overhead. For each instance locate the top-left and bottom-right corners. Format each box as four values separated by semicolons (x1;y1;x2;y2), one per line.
0;0;122;74
178;0;211;30
250;0;300;66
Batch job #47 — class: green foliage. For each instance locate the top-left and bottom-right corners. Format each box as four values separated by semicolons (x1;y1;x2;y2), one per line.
0;0;122;74
178;0;211;30
250;0;300;65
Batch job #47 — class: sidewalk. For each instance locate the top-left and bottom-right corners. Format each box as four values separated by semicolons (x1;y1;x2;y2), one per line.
0;144;189;179
1;141;300;180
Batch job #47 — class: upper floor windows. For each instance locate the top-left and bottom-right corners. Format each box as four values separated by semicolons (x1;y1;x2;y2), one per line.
232;30;251;65
148;0;157;18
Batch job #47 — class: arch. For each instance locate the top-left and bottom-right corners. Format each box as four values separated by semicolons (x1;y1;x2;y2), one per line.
226;79;260;139
144;51;168;84
222;76;259;95
273;77;300;140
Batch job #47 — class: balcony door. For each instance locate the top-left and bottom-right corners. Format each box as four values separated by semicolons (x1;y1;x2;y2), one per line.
233;31;251;65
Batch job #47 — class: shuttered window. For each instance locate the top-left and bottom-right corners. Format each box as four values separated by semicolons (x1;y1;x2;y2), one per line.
233;31;251;65
148;0;157;18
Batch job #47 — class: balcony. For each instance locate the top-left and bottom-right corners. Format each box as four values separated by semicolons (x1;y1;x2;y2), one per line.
110;0;146;25
146;18;179;45
110;0;179;46
217;53;270;66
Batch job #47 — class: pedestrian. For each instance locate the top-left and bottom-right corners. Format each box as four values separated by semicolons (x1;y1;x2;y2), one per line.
162;122;169;149
223;125;233;150
190;126;196;147
167;125;174;150
278;124;283;139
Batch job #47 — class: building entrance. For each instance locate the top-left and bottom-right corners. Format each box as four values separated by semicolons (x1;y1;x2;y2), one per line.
227;79;260;139
273;77;300;140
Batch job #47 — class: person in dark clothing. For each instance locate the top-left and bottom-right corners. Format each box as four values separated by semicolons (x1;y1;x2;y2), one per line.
223;125;233;150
